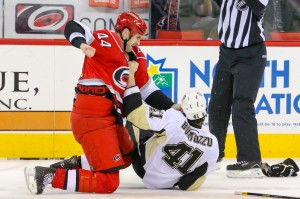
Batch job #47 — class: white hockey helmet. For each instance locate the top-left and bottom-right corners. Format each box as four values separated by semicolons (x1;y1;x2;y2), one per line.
181;91;207;120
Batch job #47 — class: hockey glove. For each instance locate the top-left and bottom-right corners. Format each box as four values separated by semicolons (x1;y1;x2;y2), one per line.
261;158;299;177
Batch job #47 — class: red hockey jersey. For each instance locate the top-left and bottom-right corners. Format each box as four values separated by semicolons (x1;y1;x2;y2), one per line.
78;28;149;106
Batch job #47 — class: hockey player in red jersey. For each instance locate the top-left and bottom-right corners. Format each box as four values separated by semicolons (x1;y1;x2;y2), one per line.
24;11;178;195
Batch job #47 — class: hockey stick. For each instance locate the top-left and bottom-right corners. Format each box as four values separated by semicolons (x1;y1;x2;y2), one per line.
234;191;300;199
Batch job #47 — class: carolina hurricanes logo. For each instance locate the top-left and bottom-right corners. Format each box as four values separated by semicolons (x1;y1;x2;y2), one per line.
113;67;129;90
113;154;121;162
15;4;74;34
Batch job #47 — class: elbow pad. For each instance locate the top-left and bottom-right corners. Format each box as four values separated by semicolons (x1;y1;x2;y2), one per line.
145;90;174;110
64;21;87;48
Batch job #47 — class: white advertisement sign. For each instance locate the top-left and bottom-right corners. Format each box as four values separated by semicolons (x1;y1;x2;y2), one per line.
140;46;300;134
4;0;149;38
0;45;299;134
0;45;83;111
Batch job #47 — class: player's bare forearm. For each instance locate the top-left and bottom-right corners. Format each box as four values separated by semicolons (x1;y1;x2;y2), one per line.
80;43;96;58
171;103;182;111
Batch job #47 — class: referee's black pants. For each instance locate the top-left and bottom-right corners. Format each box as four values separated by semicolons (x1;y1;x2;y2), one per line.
208;42;266;162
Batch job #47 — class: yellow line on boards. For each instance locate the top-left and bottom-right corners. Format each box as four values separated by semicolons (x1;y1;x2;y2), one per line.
0;133;299;158
0;132;82;158
225;134;300;158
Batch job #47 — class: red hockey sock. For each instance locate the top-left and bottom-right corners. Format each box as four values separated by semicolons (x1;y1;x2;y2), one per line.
52;169;67;189
78;169;119;193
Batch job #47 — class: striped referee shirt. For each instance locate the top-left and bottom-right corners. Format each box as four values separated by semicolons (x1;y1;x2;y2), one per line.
218;0;269;48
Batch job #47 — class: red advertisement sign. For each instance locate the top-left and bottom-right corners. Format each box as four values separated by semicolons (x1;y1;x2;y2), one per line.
89;0;120;9
130;0;149;8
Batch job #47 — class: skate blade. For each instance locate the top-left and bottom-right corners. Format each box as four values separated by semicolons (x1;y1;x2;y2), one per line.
227;168;264;178
24;167;38;194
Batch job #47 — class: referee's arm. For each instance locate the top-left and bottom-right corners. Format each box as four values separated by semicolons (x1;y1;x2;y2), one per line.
244;0;268;19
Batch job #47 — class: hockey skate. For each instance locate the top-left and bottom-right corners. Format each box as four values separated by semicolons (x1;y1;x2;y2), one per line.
50;155;79;170
24;166;55;194
226;161;264;178
212;158;222;171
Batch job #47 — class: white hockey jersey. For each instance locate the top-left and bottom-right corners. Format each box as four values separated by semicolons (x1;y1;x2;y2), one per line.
126;102;219;189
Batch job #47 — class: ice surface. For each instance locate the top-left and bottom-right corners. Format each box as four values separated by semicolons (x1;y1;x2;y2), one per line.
0;158;299;199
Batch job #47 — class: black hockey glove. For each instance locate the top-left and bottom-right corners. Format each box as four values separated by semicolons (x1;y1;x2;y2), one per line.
261;158;299;177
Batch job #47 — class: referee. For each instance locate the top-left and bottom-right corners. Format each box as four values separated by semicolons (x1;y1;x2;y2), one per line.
208;0;269;178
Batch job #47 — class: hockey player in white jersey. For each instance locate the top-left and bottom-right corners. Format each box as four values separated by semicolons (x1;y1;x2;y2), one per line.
123;61;219;190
